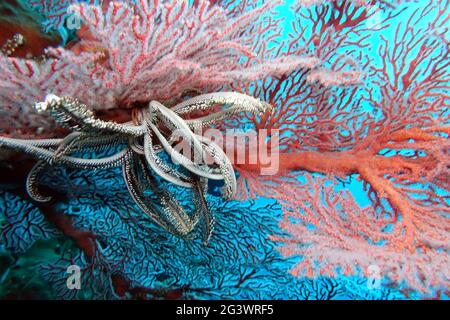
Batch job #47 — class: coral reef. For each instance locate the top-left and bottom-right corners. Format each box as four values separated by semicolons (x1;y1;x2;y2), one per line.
231;0;449;295
0;0;448;299
0;0;314;138
1;91;271;243
0;157;405;299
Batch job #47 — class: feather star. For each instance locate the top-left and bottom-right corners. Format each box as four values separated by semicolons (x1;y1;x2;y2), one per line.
0;92;272;244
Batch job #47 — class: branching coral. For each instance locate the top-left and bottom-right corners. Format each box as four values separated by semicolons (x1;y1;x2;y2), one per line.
0;0;317;138
69;0;318;104
230;0;449;294
0;159;405;299
269;176;449;294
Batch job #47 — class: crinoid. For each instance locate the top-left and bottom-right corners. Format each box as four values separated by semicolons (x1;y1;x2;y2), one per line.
0;92;272;244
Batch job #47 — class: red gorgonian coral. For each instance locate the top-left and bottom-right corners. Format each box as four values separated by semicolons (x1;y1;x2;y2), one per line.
229;0;449;294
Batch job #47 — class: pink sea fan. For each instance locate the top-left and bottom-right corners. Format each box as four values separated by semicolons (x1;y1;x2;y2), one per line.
0;0;320;137
269;176;450;294
0;48;96;137
68;0;319;108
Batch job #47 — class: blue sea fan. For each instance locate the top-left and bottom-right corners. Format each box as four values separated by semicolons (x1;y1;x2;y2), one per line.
0;150;404;299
